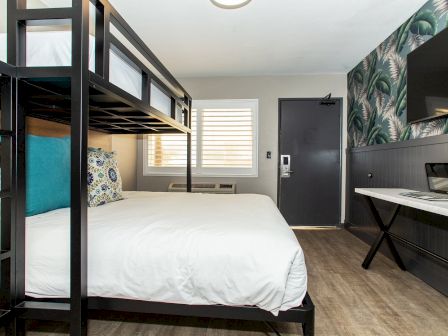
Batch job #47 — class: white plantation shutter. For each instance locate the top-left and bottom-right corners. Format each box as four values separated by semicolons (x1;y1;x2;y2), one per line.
144;99;258;177
145;110;197;173
199;100;257;176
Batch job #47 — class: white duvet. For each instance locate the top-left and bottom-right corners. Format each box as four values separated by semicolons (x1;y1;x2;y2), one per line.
26;191;307;315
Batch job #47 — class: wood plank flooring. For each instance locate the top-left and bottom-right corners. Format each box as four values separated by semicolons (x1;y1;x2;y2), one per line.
298;229;448;336
12;229;448;335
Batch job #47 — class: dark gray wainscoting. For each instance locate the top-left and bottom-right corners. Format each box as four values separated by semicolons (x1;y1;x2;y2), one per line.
346;134;448;295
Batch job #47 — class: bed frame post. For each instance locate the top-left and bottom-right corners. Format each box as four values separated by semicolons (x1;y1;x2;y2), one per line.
0;71;26;336
301;294;315;336
302;313;315;336
12;80;27;336
6;0;27;334
94;0;110;81
71;0;90;335
7;0;26;67
186;98;192;192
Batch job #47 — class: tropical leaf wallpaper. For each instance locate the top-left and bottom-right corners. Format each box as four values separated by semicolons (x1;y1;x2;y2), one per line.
348;0;448;147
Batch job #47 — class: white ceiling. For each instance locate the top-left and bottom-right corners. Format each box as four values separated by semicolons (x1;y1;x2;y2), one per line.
109;0;428;78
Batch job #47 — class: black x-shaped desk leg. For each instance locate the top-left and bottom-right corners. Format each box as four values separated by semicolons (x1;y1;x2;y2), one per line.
361;196;406;271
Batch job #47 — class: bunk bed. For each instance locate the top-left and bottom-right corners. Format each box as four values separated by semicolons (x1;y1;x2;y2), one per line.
0;1;315;336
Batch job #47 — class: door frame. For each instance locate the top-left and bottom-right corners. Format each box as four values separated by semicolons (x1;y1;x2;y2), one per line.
277;97;343;226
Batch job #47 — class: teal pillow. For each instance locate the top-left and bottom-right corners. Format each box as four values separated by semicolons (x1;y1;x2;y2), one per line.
26;135;71;216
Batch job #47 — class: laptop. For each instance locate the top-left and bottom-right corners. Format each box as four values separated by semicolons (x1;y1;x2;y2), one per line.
400;163;448;201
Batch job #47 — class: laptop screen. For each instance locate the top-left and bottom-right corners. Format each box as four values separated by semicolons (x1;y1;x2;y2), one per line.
426;163;448;194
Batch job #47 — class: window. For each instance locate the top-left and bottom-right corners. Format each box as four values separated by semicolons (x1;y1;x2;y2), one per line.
143;99;258;177
145;109;197;175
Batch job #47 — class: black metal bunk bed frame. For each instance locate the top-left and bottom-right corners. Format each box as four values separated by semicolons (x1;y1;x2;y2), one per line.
0;1;315;335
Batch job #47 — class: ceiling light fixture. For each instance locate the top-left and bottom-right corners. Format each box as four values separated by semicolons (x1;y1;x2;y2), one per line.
210;0;252;9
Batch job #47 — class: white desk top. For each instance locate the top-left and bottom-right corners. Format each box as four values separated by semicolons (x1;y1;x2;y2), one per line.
355;188;448;217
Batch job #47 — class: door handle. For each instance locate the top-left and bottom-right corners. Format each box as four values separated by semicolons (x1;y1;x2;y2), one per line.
280;155;293;178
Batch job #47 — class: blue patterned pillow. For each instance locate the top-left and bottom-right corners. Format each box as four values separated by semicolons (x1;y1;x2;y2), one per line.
87;148;123;207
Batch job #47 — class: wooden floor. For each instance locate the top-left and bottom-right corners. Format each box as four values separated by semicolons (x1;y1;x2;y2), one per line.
15;229;448;335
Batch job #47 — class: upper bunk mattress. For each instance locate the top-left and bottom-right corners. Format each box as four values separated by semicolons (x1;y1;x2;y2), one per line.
0;31;141;98
25;191;307;315
0;32;172;116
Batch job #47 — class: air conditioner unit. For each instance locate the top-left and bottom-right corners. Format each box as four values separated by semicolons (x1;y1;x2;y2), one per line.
168;183;236;194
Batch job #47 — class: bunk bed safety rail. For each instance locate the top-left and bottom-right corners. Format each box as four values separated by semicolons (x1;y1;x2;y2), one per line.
1;0;192;130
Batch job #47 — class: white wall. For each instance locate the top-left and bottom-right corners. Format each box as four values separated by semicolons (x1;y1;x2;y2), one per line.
137;74;348;222
112;134;137;191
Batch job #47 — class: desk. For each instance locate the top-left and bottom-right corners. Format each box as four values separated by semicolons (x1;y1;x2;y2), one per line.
355;188;448;270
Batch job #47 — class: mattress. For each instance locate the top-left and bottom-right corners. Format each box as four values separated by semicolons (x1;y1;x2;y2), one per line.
25;191;308;315
0;31;172;116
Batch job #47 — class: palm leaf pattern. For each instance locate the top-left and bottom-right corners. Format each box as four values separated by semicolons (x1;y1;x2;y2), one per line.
408;33;426;51
348;0;448;148
399;125;412;141
395;68;407;117
410;10;437;36
434;0;448;16
396;15;415;53
387;114;404;141
444;119;448;134
417;119;447;137
348;107;363;133
387;53;406;84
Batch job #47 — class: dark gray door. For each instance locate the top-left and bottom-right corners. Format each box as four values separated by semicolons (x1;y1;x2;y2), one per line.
278;98;341;226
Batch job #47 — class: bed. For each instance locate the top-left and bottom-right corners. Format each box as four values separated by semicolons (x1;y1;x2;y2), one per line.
2;1;314;334
25;191;308;316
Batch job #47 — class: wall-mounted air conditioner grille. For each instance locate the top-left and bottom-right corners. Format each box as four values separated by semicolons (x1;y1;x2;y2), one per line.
168;183;236;194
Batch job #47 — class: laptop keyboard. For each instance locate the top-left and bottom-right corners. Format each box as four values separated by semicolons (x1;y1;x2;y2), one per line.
400;191;448;200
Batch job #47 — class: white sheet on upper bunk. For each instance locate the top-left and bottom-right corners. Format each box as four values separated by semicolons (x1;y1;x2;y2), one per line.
0;32;172;115
25;191;307;315
0;31;141;99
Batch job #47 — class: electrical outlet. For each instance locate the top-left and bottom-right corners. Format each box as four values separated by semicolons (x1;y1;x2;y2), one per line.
266;151;272;159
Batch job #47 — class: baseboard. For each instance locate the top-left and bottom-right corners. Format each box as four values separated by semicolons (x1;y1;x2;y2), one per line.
291;226;339;230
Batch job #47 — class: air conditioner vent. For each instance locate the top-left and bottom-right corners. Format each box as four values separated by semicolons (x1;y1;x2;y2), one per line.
193;184;216;188
168;183;236;194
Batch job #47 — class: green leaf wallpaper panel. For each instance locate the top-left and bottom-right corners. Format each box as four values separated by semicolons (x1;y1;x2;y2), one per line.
348;0;448;147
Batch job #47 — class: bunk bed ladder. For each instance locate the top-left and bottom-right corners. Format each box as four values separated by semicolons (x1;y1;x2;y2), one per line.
0;63;19;334
5;1;90;335
3;0;191;334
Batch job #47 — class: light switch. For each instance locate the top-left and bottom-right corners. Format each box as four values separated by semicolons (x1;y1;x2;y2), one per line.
266;151;272;159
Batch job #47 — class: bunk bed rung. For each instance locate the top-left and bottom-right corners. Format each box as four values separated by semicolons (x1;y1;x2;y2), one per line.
0;130;14;137
15;301;71;322
0;250;11;261
0;61;15;76
17;67;72;79
14;8;73;22
0;191;12;199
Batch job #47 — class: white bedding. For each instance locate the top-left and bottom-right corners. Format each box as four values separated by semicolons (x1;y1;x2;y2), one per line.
26;191;307;315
